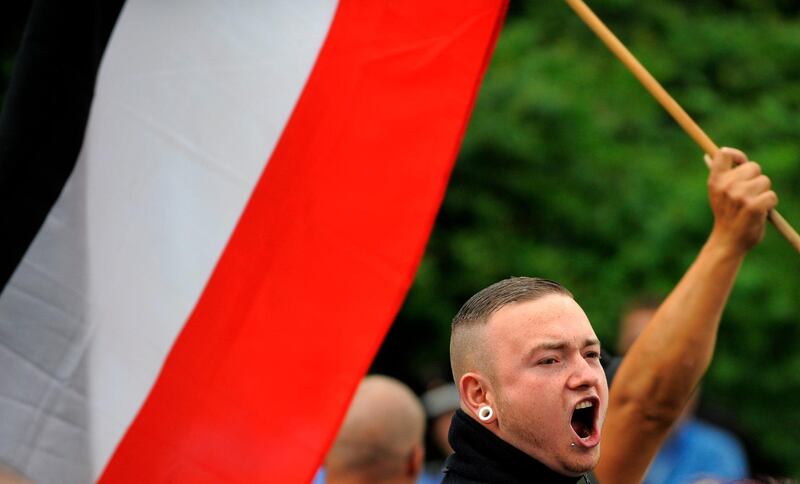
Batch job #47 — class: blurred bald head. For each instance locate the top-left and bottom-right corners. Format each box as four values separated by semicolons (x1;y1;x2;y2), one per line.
617;297;660;354
325;375;426;484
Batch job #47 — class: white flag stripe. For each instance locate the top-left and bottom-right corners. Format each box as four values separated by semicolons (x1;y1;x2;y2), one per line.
0;1;338;481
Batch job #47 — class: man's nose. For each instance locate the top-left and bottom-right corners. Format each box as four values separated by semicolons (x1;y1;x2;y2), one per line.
566;357;601;390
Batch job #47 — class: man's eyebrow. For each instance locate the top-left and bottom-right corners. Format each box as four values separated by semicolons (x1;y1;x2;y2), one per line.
583;338;601;348
526;338;601;356
528;338;601;354
529;341;568;352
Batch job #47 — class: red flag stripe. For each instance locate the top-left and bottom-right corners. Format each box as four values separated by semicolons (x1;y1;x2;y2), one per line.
100;0;508;482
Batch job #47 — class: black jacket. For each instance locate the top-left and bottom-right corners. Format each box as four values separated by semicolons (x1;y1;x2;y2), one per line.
442;409;595;484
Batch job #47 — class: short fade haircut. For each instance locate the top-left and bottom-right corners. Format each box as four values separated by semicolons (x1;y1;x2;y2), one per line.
450;276;573;382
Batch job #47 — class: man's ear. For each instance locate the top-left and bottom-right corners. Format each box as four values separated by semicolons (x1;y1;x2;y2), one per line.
405;444;424;480
458;372;496;424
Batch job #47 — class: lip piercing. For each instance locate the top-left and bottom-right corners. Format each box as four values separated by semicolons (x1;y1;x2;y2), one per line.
478;405;494;421
570;443;576;447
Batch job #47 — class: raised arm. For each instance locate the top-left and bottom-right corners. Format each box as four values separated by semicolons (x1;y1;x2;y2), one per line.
595;147;778;484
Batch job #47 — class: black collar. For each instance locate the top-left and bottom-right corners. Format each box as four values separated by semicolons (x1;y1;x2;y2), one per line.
443;409;593;484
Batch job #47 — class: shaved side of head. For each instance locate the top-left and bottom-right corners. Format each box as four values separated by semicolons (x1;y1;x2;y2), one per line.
450;323;488;385
450;277;573;383
325;375;426;483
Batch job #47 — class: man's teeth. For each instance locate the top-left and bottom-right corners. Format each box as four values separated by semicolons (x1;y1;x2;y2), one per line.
575;401;593;410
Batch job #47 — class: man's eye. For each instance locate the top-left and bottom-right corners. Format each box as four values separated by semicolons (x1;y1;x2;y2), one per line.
539;358;558;365
585;351;601;360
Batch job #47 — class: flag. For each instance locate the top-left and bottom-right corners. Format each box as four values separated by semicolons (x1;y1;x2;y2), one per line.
0;0;508;482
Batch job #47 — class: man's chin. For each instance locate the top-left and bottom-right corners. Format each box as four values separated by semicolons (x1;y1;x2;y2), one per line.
559;448;600;476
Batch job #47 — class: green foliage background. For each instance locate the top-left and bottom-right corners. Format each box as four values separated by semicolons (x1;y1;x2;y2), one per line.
375;0;800;477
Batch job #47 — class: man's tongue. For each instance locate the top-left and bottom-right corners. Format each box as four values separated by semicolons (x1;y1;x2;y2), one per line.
571;419;591;438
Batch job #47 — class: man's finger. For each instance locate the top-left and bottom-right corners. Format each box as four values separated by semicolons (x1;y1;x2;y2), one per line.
751;190;779;213
709;147;747;174
729;161;763;182
737;175;772;197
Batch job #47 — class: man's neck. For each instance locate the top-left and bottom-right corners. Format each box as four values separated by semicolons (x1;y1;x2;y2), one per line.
444;409;592;483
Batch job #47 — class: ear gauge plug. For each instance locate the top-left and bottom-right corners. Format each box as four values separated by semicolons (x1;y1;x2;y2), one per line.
478;405;493;421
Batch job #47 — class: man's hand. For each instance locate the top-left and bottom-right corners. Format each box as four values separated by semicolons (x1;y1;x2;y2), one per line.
597;146;775;484
707;147;778;253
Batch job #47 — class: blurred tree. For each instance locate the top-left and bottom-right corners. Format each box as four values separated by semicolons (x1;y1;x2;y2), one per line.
373;1;800;477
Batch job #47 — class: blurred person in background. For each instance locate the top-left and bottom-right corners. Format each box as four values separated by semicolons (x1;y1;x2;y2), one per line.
419;383;459;483
618;299;749;483
324;375;426;484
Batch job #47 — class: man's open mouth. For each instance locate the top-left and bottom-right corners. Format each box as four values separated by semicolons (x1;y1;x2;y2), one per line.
570;399;597;440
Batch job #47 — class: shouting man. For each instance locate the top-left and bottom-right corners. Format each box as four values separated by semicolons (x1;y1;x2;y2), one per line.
443;148;778;483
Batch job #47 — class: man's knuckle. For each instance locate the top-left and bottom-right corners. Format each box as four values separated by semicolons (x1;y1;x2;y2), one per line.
718;177;735;193
769;191;779;205
728;184;745;200
743;197;763;213
708;178;725;194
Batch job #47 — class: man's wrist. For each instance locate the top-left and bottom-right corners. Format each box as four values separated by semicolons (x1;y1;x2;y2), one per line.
704;228;749;265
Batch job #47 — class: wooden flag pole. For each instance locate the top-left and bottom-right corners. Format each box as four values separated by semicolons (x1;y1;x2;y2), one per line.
565;0;800;253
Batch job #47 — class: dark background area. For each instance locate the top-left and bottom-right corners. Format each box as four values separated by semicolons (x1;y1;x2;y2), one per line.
3;1;799;478
0;3;31;96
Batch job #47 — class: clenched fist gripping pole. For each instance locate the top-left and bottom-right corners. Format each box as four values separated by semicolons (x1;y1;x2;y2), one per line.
565;0;800;253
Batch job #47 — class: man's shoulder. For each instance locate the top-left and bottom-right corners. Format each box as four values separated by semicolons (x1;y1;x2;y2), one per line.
441;474;595;484
441;469;484;484
441;468;598;484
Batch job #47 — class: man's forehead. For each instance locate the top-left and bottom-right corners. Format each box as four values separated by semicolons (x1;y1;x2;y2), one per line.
489;294;589;324
485;295;597;343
